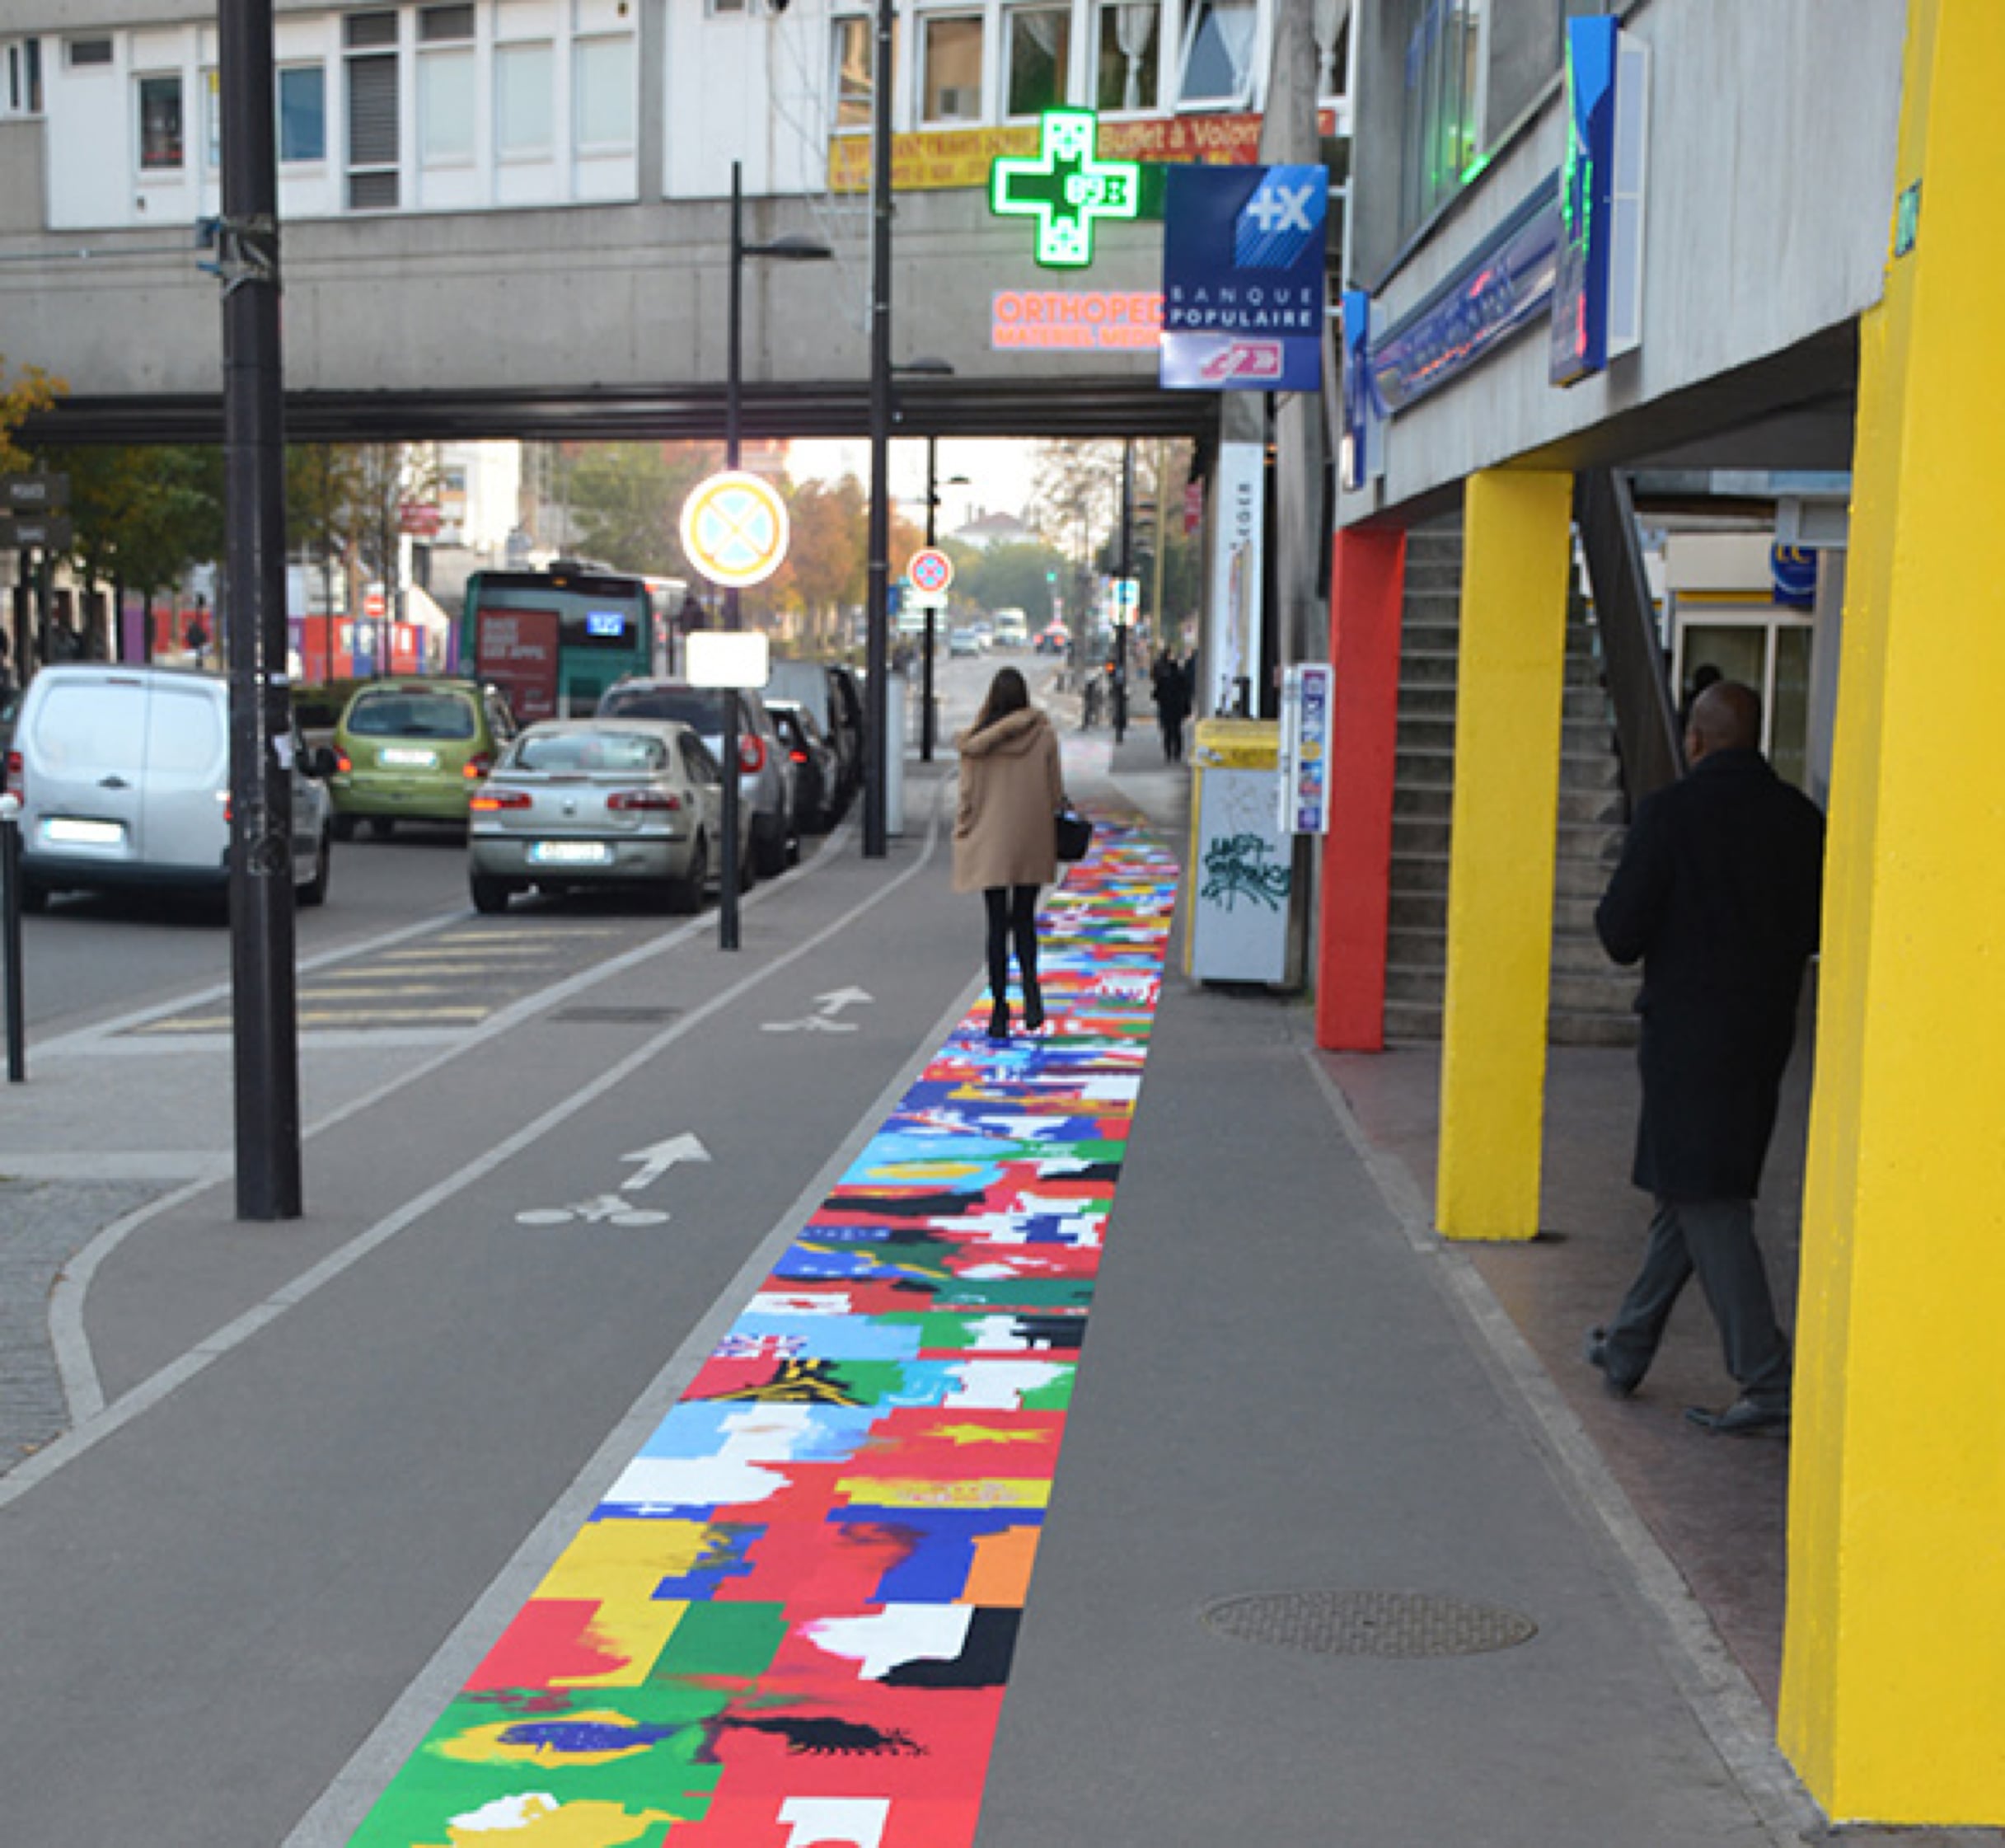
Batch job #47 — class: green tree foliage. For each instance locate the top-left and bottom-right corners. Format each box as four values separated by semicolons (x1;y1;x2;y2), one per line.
46;446;225;597
954;539;1068;625
0;355;63;472
565;443;722;578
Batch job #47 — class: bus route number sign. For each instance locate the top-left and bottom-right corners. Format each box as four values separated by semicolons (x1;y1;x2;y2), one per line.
681;471;790;590
908;547;954;603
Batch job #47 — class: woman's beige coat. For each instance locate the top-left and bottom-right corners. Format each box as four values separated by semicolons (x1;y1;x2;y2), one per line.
952;706;1064;893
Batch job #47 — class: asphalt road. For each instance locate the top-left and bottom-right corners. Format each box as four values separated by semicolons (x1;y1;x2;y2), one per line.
0;650;1044;1846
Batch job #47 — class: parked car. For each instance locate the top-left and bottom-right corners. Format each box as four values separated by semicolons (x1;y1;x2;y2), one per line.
596;678;798;877
4;665;334;911
765;659;864;814
466;717;737;915
328;678;517;839
949;625;986;658
766;698;840;833
0;684;18;757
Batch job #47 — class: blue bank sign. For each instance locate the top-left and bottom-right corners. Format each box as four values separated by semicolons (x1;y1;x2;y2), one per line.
1161;163;1329;392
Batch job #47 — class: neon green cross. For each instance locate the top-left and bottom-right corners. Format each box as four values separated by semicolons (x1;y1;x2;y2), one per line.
989;109;1141;270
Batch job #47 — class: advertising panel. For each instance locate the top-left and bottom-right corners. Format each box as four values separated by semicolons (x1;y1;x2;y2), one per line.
1204;441;1265;717
1161;164;1328;393
475;606;560;723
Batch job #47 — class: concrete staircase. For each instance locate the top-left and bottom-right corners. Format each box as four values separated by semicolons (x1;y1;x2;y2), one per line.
1382;522;1640;1047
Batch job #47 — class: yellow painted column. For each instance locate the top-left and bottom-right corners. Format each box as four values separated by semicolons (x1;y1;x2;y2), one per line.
1436;469;1572;1241
1781;0;2005;1822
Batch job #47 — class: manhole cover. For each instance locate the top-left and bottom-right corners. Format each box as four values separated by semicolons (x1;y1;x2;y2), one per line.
552;1006;677;1025
1200;1591;1537;1658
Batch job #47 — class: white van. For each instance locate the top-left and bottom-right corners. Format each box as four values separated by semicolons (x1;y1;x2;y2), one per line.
991;608;1030;649
5;666;335;912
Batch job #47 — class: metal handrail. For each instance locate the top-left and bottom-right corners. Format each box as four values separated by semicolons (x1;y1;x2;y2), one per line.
1574;469;1684;810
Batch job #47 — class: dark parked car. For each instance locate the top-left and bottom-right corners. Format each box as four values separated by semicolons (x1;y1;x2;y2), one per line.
767;698;840;833
765;659;864;815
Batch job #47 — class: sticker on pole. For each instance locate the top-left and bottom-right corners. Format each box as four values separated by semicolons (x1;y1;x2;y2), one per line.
680;471;790;589
908;546;954;602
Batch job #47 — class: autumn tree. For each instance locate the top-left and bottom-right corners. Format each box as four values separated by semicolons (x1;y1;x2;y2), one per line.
0;354;63;472
778;475;866;649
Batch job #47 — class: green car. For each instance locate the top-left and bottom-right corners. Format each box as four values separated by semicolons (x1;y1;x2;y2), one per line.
329;678;517;838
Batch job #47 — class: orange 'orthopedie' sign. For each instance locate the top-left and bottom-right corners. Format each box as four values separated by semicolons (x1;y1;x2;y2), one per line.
991;290;1164;351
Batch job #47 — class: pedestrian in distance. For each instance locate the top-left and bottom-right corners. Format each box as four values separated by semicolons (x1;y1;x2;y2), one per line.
1585;680;1825;1438
953;664;1065;1044
1151;650;1191;762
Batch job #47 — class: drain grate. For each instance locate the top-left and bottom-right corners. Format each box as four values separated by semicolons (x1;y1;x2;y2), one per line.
551;1006;678;1025
1200;1591;1537;1659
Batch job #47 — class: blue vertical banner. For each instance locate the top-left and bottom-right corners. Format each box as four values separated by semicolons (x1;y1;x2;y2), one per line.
1339;288;1384;490
1550;15;1619;387
1161;164;1328;392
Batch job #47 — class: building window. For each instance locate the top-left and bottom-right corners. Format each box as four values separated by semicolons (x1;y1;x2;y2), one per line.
494;42;553;157
137;73;184;171
66;38;113;69
419;47;475;162
1398;0;1482;237
1005;6;1070;118
420;3;476;42
345;12;401;210
574;36;635;152
3;40;45;116
921;15;983;125
1094;1;1156;113
832;16;873;131
1176;0;1256;108
279;65;326;162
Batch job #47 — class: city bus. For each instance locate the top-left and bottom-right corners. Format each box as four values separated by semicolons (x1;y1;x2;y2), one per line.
458;564;686;722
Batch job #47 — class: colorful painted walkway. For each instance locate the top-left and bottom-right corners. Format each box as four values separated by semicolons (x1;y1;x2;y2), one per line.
353;818;1180;1847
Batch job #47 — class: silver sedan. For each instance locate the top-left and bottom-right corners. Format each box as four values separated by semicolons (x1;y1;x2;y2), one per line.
466;718;737;915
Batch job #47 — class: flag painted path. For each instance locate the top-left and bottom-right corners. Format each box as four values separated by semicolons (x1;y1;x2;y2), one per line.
353;818;1180;1847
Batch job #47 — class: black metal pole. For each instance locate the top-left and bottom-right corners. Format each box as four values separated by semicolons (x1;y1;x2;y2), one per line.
921;436;937;763
1113;439;1133;744
220;0;302;1219
862;0;893;859
2;804;24;1083
717;159;743;950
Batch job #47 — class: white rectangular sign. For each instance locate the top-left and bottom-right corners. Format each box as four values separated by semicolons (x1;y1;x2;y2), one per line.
1204;440;1265;718
1278;662;1335;835
683;631;771;690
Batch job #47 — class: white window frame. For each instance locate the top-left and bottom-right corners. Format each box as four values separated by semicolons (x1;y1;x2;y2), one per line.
918;11;985;126
1173;0;1258;111
494;40;554;161
135;69;186;173
278;62;329;166
1003;3;1075;121
572;33;636;155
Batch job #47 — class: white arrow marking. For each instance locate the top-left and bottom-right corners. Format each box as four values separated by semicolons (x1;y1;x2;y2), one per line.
762;987;874;1034
620;1133;712;1193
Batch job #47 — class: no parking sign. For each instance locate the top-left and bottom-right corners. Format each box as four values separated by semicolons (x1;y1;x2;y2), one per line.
908;546;954;603
681;471;790;589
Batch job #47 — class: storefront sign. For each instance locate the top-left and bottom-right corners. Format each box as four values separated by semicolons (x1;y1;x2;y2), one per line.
830;110;1323;195
991;289;1162;350
1338;288;1382;491
1161;164;1328;393
1367;174;1559;415
1551;17;1648;386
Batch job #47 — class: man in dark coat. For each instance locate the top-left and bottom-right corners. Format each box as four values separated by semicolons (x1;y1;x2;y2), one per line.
1151;650;1191;762
1585;681;1825;1437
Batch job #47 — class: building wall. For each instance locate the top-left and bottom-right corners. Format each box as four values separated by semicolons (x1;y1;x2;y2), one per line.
1340;0;1906;520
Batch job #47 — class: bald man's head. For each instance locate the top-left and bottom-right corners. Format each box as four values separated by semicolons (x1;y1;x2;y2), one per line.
1686;681;1762;762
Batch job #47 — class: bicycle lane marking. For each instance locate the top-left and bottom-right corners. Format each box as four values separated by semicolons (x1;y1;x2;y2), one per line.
343;814;1178;1848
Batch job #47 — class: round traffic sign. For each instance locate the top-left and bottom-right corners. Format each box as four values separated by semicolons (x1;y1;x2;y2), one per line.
680;471;790;589
908;546;955;598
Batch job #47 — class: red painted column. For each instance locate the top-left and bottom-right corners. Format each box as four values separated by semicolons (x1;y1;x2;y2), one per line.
1314;525;1408;1051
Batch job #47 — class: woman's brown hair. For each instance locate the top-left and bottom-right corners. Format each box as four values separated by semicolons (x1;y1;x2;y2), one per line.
972;666;1029;734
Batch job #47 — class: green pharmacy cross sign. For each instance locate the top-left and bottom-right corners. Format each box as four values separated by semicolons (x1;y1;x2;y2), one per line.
990;109;1141;270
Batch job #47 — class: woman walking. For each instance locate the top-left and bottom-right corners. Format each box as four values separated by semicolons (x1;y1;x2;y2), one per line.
953;665;1066;1041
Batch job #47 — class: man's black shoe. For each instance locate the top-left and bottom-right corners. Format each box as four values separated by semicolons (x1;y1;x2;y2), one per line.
1582;1325;1637;1400
1684;1398;1790;1438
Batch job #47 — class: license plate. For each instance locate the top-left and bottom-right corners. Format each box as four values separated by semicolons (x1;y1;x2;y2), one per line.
528;840;611;866
45;817;124;847
379;747;439;768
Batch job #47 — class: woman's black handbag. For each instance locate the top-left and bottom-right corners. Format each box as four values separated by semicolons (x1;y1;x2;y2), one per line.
1055;805;1094;863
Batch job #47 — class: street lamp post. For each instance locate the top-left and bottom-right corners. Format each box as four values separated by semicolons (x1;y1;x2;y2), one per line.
863;0;897;859
722;157;830;949
1113;438;1135;744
